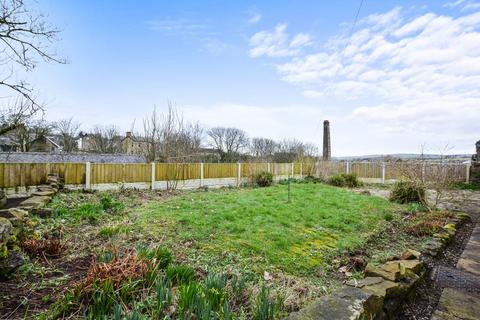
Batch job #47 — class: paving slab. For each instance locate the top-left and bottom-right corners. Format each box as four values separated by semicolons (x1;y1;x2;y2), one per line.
457;224;480;277
432;288;480;320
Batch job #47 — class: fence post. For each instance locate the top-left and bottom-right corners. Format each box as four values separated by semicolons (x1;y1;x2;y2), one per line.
300;163;303;178
422;162;426;183
346;161;350;174
291;162;294;177
267;162;271;173
466;163;471;183
237;163;241;187
151;162;156;190
85;162;91;190
381;162;386;184
200;163;204;187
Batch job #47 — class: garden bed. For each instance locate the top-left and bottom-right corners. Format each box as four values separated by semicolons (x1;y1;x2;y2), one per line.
0;181;461;319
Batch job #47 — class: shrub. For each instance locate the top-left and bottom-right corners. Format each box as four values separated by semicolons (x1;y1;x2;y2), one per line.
255;171;273;187
327;173;361;188
390;181;425;204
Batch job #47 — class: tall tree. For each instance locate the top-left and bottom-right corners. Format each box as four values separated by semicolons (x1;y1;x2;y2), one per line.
54;118;81;152
0;0;65;136
10;117;51;151
89;125;121;154
207;127;249;162
250;137;278;161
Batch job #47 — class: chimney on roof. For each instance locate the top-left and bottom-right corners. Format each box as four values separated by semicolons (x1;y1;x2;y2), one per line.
126;131;132;138
322;120;331;161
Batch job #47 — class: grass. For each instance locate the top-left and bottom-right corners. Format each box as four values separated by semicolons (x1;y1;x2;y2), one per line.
16;182;458;319
135;183;398;276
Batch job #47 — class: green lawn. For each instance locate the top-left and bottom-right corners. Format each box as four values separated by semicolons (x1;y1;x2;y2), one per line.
135;183;398;276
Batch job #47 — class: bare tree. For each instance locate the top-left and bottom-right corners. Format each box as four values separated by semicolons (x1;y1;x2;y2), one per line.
54;118;81;152
142;104;203;163
250;137;278;161
89;125;121;154
207;127;249;162
9;116;51;151
0;0;65;135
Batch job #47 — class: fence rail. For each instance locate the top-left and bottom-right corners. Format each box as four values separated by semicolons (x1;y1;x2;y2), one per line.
0;161;469;191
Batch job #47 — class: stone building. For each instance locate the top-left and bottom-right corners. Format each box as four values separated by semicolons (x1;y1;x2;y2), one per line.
29;136;62;152
121;132;149;155
470;140;480;185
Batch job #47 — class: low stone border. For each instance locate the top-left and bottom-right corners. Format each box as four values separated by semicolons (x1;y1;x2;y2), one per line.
0;174;61;278
287;212;471;320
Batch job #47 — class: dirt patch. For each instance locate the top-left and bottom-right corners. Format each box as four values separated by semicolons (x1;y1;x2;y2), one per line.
0;255;91;319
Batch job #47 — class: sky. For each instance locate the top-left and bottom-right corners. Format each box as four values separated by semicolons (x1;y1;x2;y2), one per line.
19;0;480;156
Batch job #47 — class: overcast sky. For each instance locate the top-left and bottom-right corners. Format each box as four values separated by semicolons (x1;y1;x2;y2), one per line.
22;0;480;156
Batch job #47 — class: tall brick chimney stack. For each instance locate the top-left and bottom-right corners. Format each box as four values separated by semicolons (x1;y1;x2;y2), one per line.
322;120;331;161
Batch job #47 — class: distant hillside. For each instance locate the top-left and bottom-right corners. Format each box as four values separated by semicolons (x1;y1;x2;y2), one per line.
334;153;472;161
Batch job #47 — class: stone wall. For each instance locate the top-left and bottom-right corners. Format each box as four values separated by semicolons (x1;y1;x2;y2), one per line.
287;212;470;320
0;152;146;163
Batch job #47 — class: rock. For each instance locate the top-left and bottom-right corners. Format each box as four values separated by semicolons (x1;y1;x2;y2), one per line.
400;249;421;260
287;286;383;320
454;212;470;221
365;262;401;281
0;251;25;279
398;259;424;276
362;279;401;299
32;190;56;197
18;196;52;209
37;184;55;192
346;276;383;288
442;223;456;235
0;190;6;209
0;217;12;246
424;239;444;256
433;232;451;243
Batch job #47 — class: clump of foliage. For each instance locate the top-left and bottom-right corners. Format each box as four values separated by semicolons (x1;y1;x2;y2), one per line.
405;210;452;237
22;237;64;258
327;173;361;188
253;285;284;320
449;182;480;191
100;195;125;213
255;171;273;187
166;264;195;285
303;175;322;183
390;180;426;204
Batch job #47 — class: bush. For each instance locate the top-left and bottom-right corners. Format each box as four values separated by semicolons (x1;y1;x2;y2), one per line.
327;173;361;188
390;181;425;204
255;171;273;187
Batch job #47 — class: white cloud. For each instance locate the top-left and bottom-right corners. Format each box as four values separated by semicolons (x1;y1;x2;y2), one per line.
248;12;262;24
443;0;466;8
247;6;480;153
248;24;312;57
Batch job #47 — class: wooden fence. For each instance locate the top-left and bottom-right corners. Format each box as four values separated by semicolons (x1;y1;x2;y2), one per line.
0;161;469;191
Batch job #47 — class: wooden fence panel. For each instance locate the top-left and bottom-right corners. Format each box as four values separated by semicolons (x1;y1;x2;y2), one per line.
316;161;346;178
272;163;291;176
241;163;268;177
351;162;382;179
156;163;201;181
204;163;236;179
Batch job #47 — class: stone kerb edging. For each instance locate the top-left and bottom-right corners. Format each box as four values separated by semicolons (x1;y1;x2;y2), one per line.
287;212;471;320
0;174;61;278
